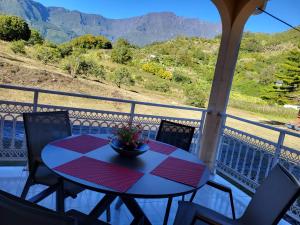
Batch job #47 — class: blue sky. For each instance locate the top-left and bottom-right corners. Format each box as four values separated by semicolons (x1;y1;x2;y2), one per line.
36;0;300;33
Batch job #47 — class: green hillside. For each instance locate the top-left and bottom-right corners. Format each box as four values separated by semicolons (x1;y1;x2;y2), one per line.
0;15;299;122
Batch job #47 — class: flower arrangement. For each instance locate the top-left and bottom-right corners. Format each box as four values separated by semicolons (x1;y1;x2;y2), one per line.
114;123;147;150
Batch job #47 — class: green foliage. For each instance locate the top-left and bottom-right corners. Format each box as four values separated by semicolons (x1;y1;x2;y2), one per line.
34;44;61;64
27;29;44;45
184;83;207;108
0;15;30;41
141;62;172;80
112;67;135;88
172;70;191;83
58;44;73;57
111;39;133;64
10;40;26;54
69;34;112;49
61;56;105;80
267;47;300;104
145;81;170;92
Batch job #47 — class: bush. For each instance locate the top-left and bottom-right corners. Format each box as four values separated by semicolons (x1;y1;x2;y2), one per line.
27;29;44;45
112;67;135;88
172;71;192;83
0;15;30;41
184;84;207;108
145;82;170;92
141;62;172;80
61;56;105;80
58;44;73;57
34;44;61;64
111;46;132;64
69;34;112;49
10;40;26;54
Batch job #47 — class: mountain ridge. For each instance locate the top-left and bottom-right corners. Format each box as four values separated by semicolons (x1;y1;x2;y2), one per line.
0;0;222;45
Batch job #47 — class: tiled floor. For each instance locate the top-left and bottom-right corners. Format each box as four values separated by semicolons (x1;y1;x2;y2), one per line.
0;166;290;225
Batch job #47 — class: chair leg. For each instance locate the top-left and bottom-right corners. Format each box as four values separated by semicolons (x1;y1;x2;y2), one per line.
189;190;197;202
20;176;33;199
115;197;123;209
106;206;111;222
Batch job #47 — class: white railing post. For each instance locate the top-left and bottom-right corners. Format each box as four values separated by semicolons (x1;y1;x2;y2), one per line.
129;103;136;124
272;131;285;168
33;90;39;112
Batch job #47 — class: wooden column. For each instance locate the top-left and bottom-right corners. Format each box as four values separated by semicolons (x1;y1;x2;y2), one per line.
199;0;267;170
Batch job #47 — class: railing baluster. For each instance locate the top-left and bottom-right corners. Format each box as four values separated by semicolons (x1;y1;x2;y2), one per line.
241;145;250;175
234;143;243;171
33;91;39;112
272;131;285;168
247;148;257;179
255;152;264;182
229;140;236;168
129;103;136;124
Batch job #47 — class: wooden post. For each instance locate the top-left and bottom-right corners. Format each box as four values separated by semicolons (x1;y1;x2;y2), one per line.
199;0;267;171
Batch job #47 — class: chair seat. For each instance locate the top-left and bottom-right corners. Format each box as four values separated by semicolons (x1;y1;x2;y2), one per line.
174;201;238;225
66;209;110;225
35;165;83;197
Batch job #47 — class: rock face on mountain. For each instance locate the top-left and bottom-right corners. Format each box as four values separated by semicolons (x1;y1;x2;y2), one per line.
0;0;221;45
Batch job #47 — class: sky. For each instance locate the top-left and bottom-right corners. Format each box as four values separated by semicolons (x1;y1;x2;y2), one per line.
36;0;300;33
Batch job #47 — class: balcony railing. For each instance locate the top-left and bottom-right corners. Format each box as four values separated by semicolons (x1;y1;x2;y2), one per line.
0;84;299;222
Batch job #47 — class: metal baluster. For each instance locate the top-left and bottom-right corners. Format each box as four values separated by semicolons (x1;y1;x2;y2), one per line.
33;91;39;112
255;152;264;182
229;140;237;168
272;132;285;168
247;148;257;179
129;103;136;124
234;143;243;171
241;145;250;175
264;153;273;178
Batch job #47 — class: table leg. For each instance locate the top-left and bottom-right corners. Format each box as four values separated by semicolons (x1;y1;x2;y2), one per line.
56;179;65;214
84;194;116;225
163;197;173;225
120;196;152;225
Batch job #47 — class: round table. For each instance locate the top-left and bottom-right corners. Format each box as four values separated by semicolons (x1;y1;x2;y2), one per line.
42;134;210;225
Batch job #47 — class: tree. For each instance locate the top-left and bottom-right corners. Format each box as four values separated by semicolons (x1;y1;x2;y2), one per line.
112;67;134;88
69;34;112;49
111;38;133;64
0;15;31;41
272;48;300;104
27;29;44;45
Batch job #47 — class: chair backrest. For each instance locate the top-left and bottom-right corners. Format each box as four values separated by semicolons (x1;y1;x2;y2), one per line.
0;189;74;225
239;164;300;225
23;111;72;173
156;120;195;151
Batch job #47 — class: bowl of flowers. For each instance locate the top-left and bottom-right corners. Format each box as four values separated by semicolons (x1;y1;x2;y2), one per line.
110;123;149;157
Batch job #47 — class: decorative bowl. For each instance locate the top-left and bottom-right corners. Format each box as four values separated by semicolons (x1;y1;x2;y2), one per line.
110;138;149;157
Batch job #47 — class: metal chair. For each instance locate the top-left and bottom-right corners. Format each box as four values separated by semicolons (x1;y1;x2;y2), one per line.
0;189;109;225
156;120;195;151
173;164;300;225
22;111;83;207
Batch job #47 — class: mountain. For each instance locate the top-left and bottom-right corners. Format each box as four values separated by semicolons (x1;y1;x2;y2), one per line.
0;0;221;45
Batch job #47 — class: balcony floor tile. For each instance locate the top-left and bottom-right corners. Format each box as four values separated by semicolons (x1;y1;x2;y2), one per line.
0;166;290;225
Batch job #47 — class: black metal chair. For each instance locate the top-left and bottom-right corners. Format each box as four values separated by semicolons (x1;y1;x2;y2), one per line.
173;164;300;225
156;120;195;151
0;189;109;225
22;111;83;206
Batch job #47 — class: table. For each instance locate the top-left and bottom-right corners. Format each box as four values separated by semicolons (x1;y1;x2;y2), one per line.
42;134;210;225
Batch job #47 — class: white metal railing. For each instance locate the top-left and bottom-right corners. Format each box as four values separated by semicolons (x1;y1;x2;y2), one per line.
0;84;300;222
216;114;300;222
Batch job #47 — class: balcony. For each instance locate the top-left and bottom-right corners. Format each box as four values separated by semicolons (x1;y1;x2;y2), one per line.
0;84;299;224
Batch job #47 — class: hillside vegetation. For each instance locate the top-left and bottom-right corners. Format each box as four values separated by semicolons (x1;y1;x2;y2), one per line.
0;15;299;123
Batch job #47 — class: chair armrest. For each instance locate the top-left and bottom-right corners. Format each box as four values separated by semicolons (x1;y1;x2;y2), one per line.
192;214;222;225
206;180;236;220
